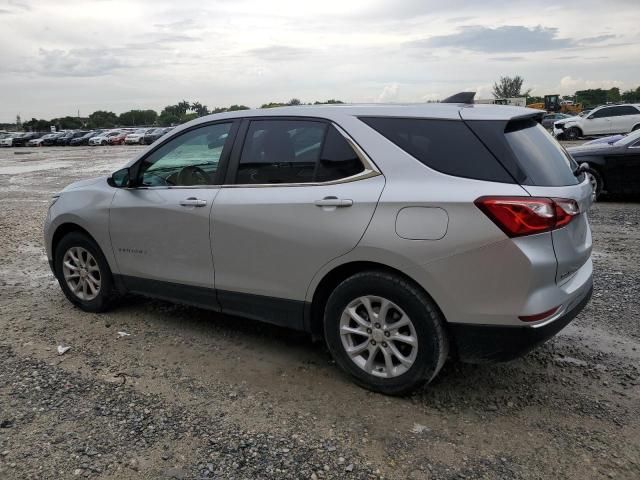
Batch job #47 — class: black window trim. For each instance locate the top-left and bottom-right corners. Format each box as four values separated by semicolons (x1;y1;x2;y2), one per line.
222;115;380;188
127;119;241;189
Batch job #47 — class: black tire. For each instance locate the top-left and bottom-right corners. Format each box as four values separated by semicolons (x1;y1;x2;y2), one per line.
565;127;581;140
323;271;448;395
54;232;118;313
584;167;604;201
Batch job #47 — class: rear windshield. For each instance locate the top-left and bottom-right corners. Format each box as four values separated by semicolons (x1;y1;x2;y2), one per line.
359;117;514;183
504;120;579;186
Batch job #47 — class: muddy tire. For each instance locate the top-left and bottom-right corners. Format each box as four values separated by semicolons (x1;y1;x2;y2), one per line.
324;271;448;395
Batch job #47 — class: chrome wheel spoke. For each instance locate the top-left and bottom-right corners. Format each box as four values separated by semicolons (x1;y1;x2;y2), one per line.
339;295;418;379
340;325;369;337
363;345;379;373
388;342;413;367
346;341;369;357
62;246;101;301
346;307;370;329
391;333;417;346
380;346;395;376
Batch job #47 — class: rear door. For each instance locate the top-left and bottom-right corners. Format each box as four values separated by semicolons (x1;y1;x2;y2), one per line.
608;105;640;133
210;118;384;327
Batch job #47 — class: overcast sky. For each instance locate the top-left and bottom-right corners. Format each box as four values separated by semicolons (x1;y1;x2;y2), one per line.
1;0;639;122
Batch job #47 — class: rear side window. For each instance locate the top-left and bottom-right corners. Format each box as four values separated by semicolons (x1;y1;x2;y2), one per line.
503;120;578;186
608;106;639;117
236;120;365;184
359;117;514;183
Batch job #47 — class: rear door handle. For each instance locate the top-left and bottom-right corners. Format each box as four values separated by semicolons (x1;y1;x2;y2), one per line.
314;196;353;208
180;197;207;207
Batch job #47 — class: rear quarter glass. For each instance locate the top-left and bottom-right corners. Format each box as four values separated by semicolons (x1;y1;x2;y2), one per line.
466;119;579;187
359;117;515;183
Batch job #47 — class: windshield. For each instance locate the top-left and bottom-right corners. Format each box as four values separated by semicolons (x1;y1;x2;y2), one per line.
133;129;147;134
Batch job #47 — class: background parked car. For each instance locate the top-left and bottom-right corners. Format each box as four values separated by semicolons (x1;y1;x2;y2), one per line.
554;104;640;140
89;130;122;146
56;131;88;146
70;130;103;146
14;132;46;147
124;128;155;145
568;129;640;199
0;133;25;147
143;127;172;145
542;113;571;130
108;130;129;145
28;132;55;147
41;132;66;146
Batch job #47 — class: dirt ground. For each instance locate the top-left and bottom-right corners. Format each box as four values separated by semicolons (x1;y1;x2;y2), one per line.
0;145;638;480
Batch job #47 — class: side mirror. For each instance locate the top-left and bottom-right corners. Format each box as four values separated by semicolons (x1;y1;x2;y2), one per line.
108;167;131;188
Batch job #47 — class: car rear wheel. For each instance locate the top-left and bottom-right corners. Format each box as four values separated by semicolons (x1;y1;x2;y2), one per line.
324;271;448;395
54;232;118;312
565;127;581;140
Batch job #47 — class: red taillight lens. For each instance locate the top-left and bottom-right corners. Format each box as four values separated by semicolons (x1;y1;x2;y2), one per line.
475;196;579;238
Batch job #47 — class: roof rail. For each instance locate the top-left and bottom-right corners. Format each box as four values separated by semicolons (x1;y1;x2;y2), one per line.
441;92;476;104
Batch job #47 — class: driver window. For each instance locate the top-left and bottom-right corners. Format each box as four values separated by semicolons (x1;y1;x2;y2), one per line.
138;122;232;187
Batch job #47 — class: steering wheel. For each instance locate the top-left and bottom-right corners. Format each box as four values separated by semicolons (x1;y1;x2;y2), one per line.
177;165;210;186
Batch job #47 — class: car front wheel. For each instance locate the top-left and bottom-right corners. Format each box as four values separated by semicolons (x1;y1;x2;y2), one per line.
324;271;448;395
54;232;117;312
565;127;581;140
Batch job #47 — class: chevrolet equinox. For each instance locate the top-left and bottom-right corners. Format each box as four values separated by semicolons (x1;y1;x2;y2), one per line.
44;95;593;394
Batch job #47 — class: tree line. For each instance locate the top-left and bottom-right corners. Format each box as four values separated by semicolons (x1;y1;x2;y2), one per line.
18;98;344;131
493;75;640;108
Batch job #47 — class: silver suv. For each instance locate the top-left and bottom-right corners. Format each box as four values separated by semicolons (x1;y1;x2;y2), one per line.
44;98;593;394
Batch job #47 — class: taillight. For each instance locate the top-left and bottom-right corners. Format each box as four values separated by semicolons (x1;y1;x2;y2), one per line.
475;196;579;238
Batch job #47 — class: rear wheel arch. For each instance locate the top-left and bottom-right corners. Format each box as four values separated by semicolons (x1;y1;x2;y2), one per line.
308;261;446;339
632;123;640;131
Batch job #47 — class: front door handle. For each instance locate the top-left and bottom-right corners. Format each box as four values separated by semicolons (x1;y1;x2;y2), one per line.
180;197;207;207
314;196;353;208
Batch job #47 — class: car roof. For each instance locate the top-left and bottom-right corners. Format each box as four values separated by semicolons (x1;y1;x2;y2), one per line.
171;103;538;134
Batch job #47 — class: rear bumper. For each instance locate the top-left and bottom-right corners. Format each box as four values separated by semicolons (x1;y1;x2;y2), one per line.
449;283;592;363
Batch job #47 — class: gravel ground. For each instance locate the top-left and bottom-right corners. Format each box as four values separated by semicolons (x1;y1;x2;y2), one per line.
0;145;639;479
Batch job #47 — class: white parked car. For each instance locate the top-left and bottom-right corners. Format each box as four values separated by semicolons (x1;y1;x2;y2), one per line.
0;133;24;147
124;128;154;145
89;130;121;146
554;104;640;140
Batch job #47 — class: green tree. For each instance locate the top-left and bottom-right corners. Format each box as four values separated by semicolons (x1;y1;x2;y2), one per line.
492;75;530;99
526;95;544;105
227;104;249;111
606;87;621;103
313;99;345;104
22;118;52;131
575;89;608;108
260;102;288;109
190;102;210;117
621;86;640;103
88;110;118;128
118;109;157;126
51;116;84;130
288;98;301;105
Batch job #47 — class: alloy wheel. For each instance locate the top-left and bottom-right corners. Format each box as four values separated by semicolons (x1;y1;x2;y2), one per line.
585;171;599;201
339;295;418;378
62;246;101;301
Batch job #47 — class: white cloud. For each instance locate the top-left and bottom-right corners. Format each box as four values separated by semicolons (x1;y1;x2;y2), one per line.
0;0;639;121
377;83;400;103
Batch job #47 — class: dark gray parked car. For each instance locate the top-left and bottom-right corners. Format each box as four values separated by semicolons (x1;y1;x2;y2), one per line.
568;129;640;199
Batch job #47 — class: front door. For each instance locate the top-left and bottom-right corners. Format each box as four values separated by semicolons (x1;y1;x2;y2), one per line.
109;121;237;295
583;107;613;135
211;118;385;327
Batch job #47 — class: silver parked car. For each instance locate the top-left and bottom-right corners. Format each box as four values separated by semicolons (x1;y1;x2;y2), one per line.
44;98;593;394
